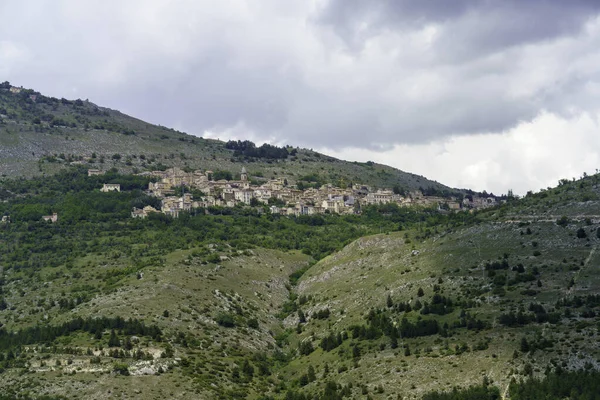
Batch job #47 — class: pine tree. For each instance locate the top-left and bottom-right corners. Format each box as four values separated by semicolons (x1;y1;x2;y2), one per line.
242;359;254;379
520;337;530;352
298;309;306;323
108;329;119;347
307;365;316;382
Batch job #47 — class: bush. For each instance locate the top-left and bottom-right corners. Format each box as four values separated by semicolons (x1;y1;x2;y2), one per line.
556;216;569;227
112;362;130;376
215;312;235;327
247;318;259;329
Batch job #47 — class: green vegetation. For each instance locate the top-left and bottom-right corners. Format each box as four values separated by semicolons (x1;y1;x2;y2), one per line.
1;83;600;399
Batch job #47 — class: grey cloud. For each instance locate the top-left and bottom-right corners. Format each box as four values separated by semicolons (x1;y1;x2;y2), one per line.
1;0;600;153
318;0;600;57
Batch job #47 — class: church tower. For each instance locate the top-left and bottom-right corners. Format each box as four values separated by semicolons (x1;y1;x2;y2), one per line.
241;167;248;182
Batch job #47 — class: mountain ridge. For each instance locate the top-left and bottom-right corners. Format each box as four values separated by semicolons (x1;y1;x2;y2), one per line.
0;81;461;197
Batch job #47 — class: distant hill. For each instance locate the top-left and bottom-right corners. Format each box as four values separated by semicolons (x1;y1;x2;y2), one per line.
0;81;457;195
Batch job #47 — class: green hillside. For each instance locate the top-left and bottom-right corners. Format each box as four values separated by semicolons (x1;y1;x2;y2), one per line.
0;82;453;194
0;166;598;399
1;82;600;399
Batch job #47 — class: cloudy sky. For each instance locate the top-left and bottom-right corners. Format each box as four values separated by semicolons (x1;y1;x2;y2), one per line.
2;0;599;194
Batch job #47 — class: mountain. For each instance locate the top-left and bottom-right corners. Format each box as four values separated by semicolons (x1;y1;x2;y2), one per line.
0;82;456;196
0;83;599;400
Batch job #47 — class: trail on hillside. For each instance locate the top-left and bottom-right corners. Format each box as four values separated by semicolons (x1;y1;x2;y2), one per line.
566;245;597;298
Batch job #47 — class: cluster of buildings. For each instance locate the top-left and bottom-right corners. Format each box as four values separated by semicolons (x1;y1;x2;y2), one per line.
125;167;498;219
0;167;500;224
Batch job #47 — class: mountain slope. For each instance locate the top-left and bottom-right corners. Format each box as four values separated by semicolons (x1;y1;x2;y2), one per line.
0;171;598;398
1;82;600;399
0;82;454;194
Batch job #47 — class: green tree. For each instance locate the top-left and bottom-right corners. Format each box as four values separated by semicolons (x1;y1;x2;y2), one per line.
298;309;306;324
520;337;530;352
556;216;569;227
108;329;119;347
307;365;316;382
242;359;254;379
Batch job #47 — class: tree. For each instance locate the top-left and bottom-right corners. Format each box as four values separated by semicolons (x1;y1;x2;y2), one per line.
520;337;530;352
231;367;241;382
576;228;587;239
307;365;316;382
108;329;119;347
417;287;424;297
215;312;235;327
352;344;361;359
298;309;306;324
386;294;393;308
298;340;314;356
299;373;309;387
556;216;569;227
242;359;254;379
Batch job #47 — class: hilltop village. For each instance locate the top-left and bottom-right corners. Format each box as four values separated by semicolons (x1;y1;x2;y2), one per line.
92;167;500;218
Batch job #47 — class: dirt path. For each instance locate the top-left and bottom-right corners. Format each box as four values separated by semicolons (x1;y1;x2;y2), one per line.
566;245;597;297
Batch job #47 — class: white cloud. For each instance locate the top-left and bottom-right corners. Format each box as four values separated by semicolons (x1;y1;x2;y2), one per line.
320;111;600;195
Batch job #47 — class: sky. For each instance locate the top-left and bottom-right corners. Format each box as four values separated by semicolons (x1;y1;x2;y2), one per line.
1;0;599;195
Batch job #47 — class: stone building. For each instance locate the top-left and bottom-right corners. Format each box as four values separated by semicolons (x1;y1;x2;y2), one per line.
101;183;121;192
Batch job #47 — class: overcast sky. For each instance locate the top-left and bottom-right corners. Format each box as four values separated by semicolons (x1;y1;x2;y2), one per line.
2;0;599;194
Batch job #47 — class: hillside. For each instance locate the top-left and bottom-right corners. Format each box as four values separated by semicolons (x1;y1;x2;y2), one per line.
0;82;455;195
0;165;599;399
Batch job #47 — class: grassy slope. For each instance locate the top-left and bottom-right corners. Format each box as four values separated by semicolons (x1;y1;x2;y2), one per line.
0;245;311;399
274;174;600;398
0;87;451;193
0;174;598;399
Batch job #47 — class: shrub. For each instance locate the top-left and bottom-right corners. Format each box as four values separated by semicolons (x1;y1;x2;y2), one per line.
112;362;130;376
215;312;235;327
